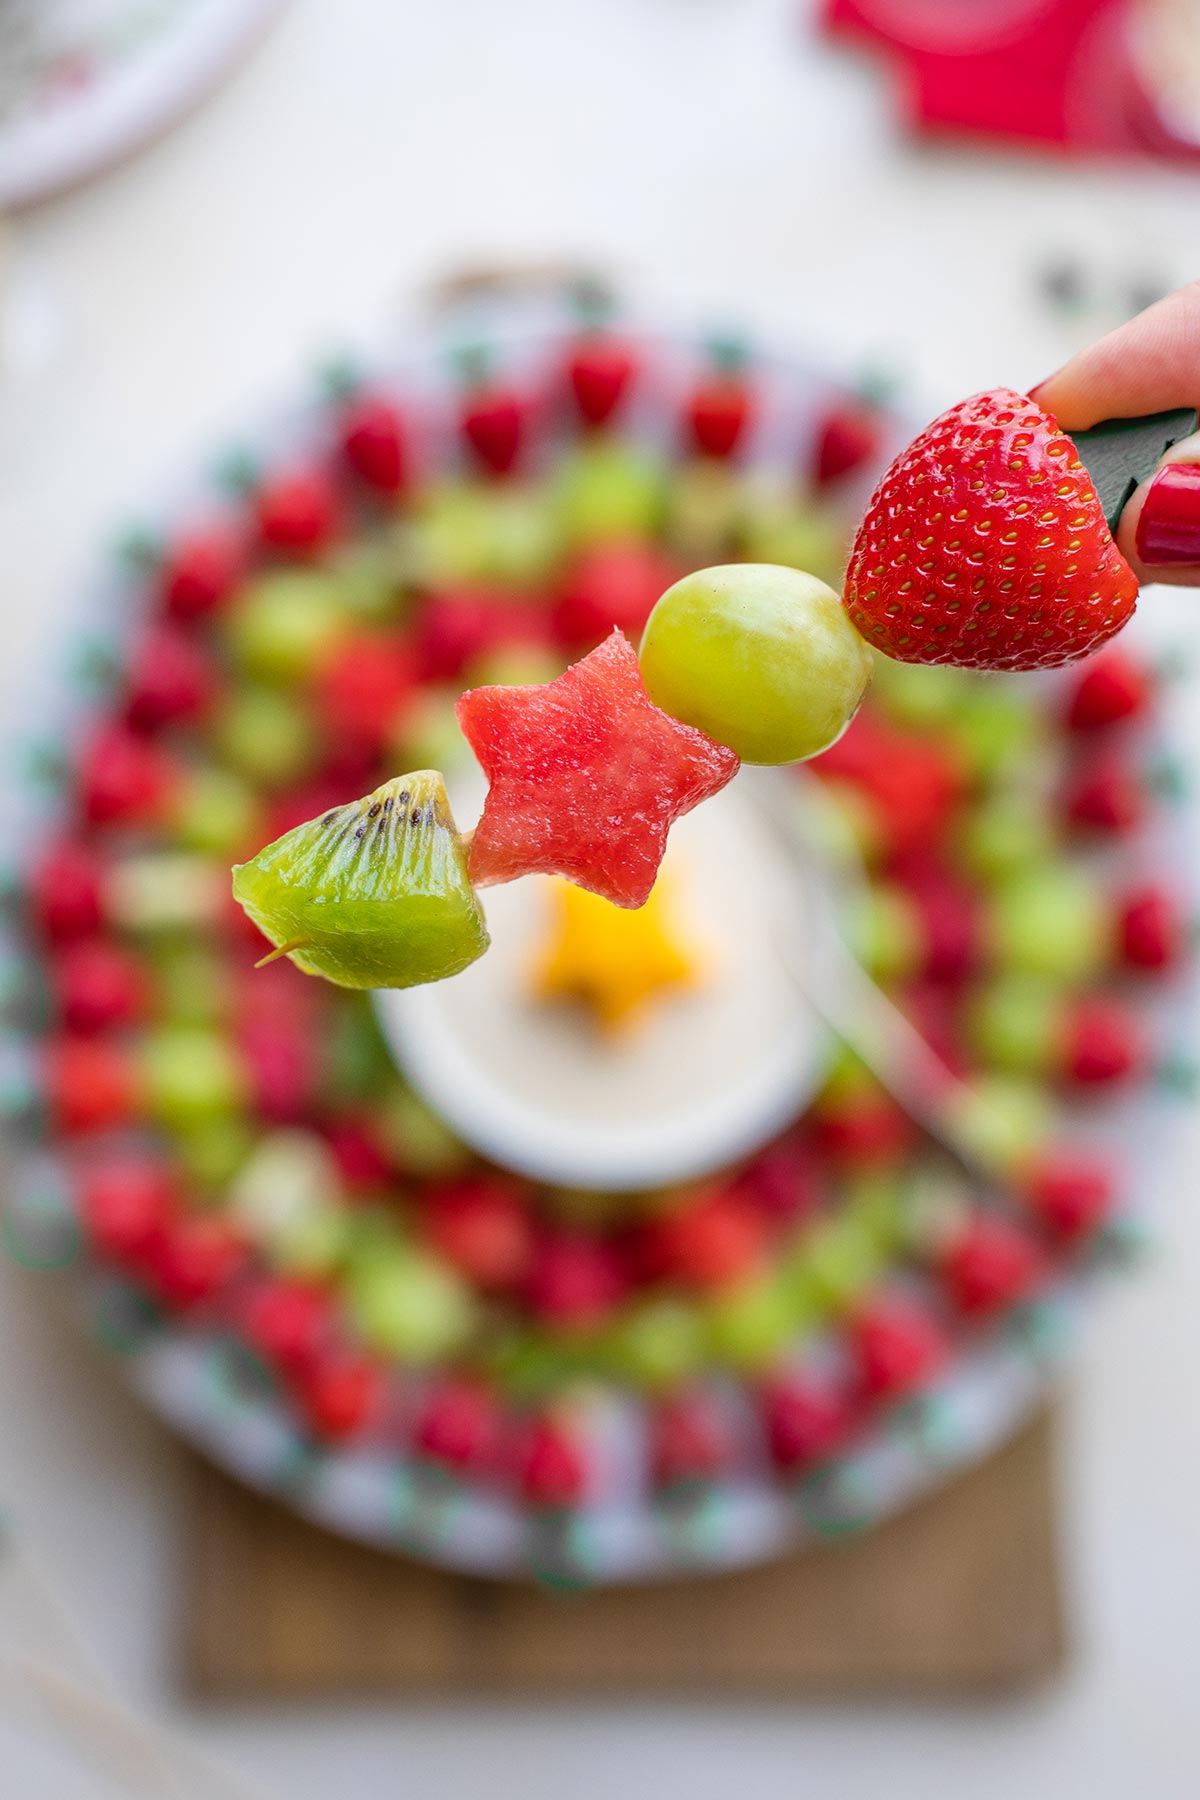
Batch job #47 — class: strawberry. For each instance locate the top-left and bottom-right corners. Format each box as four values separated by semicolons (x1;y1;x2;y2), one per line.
685;359;755;460
43;1037;141;1134
460;381;525;477
848;1295;948;1402
649;1390;731;1489
812;393;885;489
314;631;415;747
323;1115;393;1193
1063;645;1152;733
553;544;679;649
28;841;105;941
145;1215;247;1309
1062;751;1146;836
77;1155;178;1263
566;333;638;428
158;523;246;622
760;1371;853;1473
1021;1146;1115;1239
424;1177;535;1293
524;1232;626;1328
1118;883;1185;973
338;393;409;495
124;626;216;732
241;1277;334;1371
53;938;147;1033
295;1350;383;1441
940;1215;1046;1318
516;1412;589;1508
413;590;549;682
843;388;1138;671
1062;995;1145;1087
254;468;341;558
414;1375;501;1475
78;725;176;828
637;1191;768;1291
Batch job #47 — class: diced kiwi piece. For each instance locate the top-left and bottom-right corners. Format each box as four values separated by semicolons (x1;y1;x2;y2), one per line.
231;770;488;990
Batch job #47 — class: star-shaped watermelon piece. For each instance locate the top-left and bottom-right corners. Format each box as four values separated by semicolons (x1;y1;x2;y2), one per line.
456;630;740;909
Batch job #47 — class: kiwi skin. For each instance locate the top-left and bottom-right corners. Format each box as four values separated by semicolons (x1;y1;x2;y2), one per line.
232;770;489;990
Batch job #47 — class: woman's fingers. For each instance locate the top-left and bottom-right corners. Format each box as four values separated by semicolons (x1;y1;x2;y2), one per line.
1033;282;1200;430
1114;431;1200;587
1033;283;1200;584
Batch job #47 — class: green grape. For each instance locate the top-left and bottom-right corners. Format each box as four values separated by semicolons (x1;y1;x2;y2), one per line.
391;686;471;775
171;1116;255;1190
956;789;1054;884
229;1129;343;1244
739;488;845;585
325;533;407;622
410;479;562;589
988;865;1110;985
944;682;1045;786
967;975;1059;1075
212;685;316;787
555;436;667;549
843;884;921;983
639;564;872;764
270;1204;353;1279
869;653;969;731
140;1026;245;1130
170;766;262;857
665;458;745;564
143;941;232;1027
223;571;347;684
705;1274;804;1371
803;1216;885;1313
376;1085;472;1179
945;1074;1055;1176
608;1297;706;1390
348;1248;475;1363
105;853;226;935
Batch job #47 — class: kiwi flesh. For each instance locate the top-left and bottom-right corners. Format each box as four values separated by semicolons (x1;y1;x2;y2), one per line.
232;770;488;989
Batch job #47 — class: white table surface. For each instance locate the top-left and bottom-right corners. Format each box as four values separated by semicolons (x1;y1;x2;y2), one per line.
3;2;1200;1795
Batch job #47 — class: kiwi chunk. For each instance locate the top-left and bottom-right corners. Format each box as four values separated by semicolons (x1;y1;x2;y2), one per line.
232;770;488;990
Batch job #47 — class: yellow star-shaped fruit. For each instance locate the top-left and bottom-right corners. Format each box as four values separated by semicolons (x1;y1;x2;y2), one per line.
531;873;708;1035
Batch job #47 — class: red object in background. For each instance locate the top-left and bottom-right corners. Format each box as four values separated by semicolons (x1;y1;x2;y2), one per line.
53;938;147;1033
760;1370;854;1473
125;626;216;733
338;394;410;496
554;544;680;649
158;523;246;622
940;1214;1047;1319
414;1376;502;1475
254;468;341;558
315;631;415;747
1064;646;1153;733
295;1350;383;1442
77;1155;178;1264
566;333;639;429
28;840;105;942
424;1177;536;1294
848;1295;948;1402
1022;1146;1116;1239
1118;883;1187;973
517;1412;589;1509
820;0;1189;160
649;1390;732;1489
460;381;526;477
43;1036;141;1135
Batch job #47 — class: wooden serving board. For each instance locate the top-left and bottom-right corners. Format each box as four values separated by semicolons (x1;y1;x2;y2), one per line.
183;1411;1065;1697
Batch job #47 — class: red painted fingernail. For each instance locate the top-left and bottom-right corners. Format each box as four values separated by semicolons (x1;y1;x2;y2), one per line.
1136;463;1200;566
